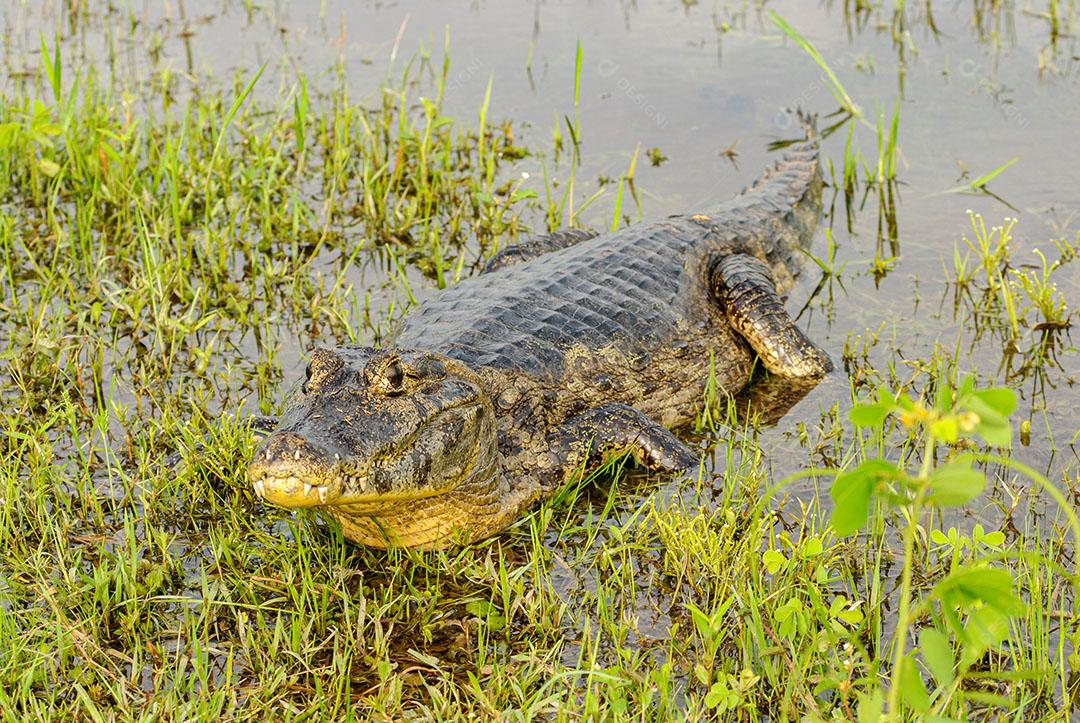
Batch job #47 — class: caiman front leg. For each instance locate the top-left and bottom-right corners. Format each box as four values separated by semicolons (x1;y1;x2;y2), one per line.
535;403;701;490
710;253;833;377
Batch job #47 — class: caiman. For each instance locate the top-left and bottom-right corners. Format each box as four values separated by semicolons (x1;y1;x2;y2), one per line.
247;120;832;549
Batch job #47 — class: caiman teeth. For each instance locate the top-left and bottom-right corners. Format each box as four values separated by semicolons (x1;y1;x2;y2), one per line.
254;475;331;503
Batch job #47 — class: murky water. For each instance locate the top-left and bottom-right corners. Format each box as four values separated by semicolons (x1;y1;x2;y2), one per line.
3;0;1079;702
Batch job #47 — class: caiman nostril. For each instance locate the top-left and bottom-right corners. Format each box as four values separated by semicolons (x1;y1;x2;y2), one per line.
249;431;332;481
255;432;309;465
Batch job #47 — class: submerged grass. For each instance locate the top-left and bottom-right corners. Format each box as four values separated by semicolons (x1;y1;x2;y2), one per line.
0;4;1078;721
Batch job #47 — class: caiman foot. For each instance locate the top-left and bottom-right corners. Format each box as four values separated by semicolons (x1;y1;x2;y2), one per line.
540;402;700;488
711;253;833;377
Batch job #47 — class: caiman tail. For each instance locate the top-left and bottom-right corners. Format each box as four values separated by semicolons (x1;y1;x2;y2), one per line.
702;114;823;267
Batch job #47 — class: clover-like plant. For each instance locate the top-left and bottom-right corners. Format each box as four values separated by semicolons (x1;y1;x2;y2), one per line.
829;374;1078;720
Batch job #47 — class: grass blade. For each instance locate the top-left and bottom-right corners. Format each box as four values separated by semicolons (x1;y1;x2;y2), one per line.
768;10;861;118
210;61;268;168
939;157;1019;194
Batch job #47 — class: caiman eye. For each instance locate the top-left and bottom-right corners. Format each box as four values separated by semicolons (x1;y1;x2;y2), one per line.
384;361;406;393
368;355;422;396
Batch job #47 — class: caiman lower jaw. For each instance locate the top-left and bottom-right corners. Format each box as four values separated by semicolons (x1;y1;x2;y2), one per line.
252;474;344;508
252;470;443;512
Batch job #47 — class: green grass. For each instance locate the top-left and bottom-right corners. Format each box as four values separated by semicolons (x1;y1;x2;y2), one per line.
1;3;1079;721
769;10;863;119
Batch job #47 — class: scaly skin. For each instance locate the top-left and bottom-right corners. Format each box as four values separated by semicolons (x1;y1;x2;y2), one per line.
248;121;832;548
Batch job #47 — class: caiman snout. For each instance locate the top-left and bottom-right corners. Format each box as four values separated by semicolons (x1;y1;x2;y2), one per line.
248;431;342;508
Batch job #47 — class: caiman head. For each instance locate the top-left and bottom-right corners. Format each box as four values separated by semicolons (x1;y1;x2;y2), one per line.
247;346;512;549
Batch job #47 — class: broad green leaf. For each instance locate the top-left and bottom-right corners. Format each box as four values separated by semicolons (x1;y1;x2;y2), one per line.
875;386;897;405
933;566;1022;615
773;598;806;638
964;396;1012;446
927;458;986;507
838;606;865;625
464;600;505;631
895;393;916;412
974;416;1012;447
800;536;824;558
964;604;1012;653
704;682;723;709
919;627;955;686
957;373;975;398
774;598;802;622
964;395;1005;425
762;549;786;574
970;387;1016;417
694;662;709;686
686;602;714;641
831;472;874;536
898;654;931;713
850;402;891;428
831;597;864;625
830;459;897;536
856;689;882;723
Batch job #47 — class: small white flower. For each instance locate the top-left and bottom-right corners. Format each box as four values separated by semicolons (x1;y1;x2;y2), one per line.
521;172;530;179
